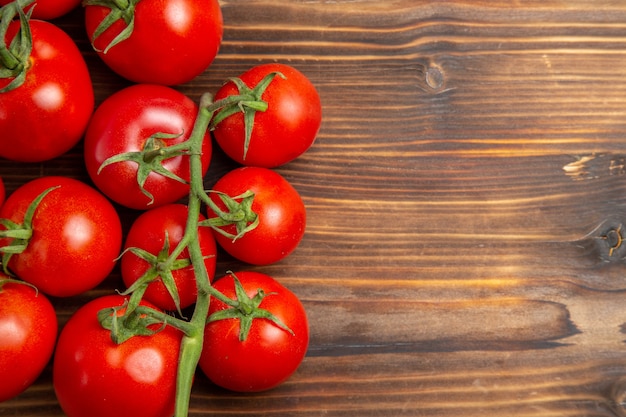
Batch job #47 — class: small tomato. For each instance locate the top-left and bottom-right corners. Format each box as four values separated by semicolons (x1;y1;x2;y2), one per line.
212;63;322;167
207;167;306;265
199;271;309;392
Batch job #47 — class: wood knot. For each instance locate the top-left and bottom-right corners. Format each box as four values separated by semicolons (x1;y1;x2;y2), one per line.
598;222;626;261
415;60;451;94
587;218;626;263
425;65;444;90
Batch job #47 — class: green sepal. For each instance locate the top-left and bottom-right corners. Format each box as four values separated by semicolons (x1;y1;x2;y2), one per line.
97;301;166;345
207;272;294;342
119;232;190;316
199;190;259;241
82;0;140;53
0;0;34;93
0;186;59;274
208;71;285;160
0;276;37;293
97;131;189;205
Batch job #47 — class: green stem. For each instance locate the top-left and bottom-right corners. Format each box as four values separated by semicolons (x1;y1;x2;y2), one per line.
142;139;189;164
171;93;260;415
133;305;195;336
111;0;130;10
206;93;268;127
172;93;219;417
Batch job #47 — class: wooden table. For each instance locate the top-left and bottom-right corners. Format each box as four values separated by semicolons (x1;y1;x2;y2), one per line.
3;0;626;415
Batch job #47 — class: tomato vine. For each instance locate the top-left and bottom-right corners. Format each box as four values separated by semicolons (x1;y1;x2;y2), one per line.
98;91;296;416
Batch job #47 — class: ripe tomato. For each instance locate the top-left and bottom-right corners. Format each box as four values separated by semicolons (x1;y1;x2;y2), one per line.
0;0;82;20
0;176;122;297
84;0;223;85
207;167;306;265
121;203;217;312
53;294;182;417
199;271;309;392
0;15;94;162
0;278;57;402
84;84;212;210
212;63;322;168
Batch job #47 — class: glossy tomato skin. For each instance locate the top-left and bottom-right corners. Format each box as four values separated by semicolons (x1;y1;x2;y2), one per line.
0;19;94;162
0;176;122;297
0;279;57;402
84;84;212;210
84;0;223;85
208;167;306;265
213;63;322;168
121;203;217;311
0;0;82;20
53;295;182;417
199;271;309;392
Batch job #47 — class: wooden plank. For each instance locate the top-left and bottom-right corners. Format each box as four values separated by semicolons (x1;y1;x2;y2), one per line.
2;0;626;416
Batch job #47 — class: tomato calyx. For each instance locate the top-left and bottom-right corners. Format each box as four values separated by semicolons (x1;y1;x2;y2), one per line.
97;300;168;344
121;231;197;316
208;71;285;160
0;0;34;92
0;186;59;274
82;0;139;53
207;271;294;342
98;131;189;205
200;190;259;241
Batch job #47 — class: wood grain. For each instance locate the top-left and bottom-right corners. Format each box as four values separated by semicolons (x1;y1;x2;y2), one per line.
3;0;626;416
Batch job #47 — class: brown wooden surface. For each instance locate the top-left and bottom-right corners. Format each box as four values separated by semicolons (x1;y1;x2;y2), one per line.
3;0;626;415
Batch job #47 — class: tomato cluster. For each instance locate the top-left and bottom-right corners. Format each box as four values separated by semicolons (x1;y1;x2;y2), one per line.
0;0;322;416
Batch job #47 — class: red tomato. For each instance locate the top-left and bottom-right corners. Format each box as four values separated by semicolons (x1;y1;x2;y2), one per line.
121;203;217;312
84;84;212;210
212;63;322;168
0;17;94;162
0;0;82;20
0;278;57;402
84;0;223;85
53;294;182;417
207;167;306;265
199;271;309;392
0;176;122;297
